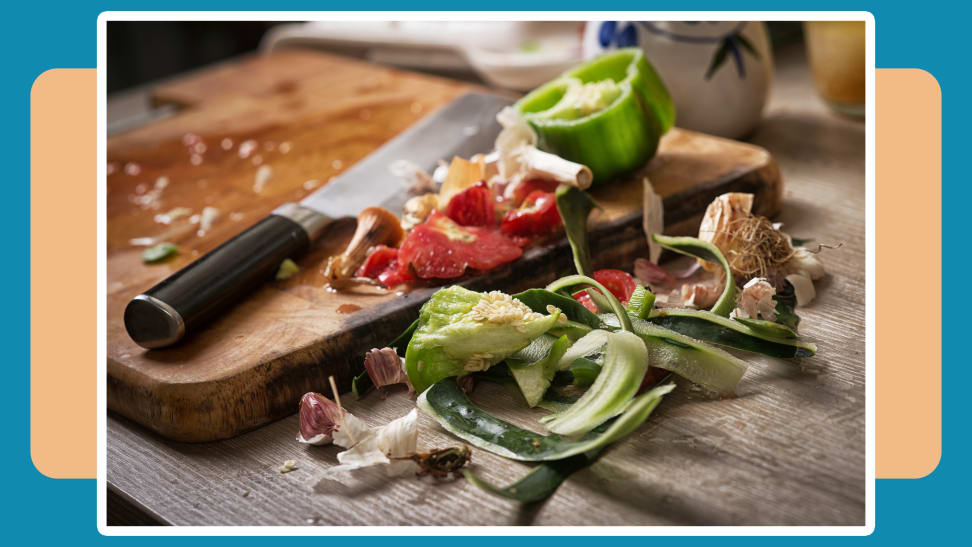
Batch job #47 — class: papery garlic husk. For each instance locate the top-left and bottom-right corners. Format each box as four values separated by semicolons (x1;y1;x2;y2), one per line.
297;392;344;445
681;276;725;309
325;207;405;280
634;257;674;287
363;347;413;394
733;278;778;321
333;409;419;475
698;192;755;272
642;177;664;264
332;412;373;449
786;273;817;306
784;246;826;280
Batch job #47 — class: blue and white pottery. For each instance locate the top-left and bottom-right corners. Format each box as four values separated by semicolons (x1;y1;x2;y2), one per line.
584;21;774;139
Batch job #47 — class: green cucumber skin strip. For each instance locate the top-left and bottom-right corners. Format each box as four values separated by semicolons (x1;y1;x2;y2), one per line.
513;288;601;330
546;274;632;332
650;234;737;317
554;185;597;277
417;378;674;462
732;316;798;339
600;313;747;395
463;382;674;501
464;451;596;503
646;309;816;358
541;331;648;436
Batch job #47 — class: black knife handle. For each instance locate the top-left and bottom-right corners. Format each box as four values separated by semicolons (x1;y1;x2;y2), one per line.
124;204;330;349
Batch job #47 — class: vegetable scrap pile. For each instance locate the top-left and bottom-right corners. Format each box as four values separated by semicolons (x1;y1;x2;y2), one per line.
326;48;673;289
294;49;834;503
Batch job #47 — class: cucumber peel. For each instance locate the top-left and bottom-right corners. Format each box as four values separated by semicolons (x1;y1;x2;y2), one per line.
646;308;816;358
601;314;748;396
417;377;674;462
554;185;598;277
463;382;674;501
651;234;737;317
541;330;649;436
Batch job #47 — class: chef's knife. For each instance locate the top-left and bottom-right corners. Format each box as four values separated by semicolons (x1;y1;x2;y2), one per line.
124;92;512;349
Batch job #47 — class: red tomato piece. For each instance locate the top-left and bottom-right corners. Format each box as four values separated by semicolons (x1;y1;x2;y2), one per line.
398;211;522;279
593;269;638;304
444;181;495;227
572;290;599;313
509;178;560;207
355;245;413;287
500;190;562;240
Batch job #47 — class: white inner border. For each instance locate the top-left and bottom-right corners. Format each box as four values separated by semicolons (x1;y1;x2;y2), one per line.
96;10;876;536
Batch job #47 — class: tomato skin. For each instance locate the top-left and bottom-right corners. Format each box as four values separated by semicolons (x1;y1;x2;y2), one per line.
510;178;560;207
593;269;638;304
500;190;562;240
356;245;397;278
572;290;599;313
398;211;522;279
444;181;495;227
356;245;413;287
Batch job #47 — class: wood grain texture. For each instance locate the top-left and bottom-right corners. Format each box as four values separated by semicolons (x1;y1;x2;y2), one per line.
107;44;864;527
106;49;780;442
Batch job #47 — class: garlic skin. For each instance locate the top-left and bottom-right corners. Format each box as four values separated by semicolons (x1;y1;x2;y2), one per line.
785;246;826;280
642;177;664;264
363;347;412;393
698;192;755;272
634;257;674;287
296;392;344;446
733;278;778;321
332;409;420;476
786;273;817;307
681;278;724;309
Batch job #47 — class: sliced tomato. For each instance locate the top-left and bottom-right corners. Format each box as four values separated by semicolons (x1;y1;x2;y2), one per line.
571;290;599;313
593;269;638;304
500;190;562;240
509;178;560;207
398;211;522;279
355;245;413;287
444;181;495;227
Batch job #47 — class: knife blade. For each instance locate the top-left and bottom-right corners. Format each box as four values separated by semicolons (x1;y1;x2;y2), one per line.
124;92;512;349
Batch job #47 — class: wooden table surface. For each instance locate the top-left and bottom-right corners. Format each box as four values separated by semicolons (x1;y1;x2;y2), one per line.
107;44;866;526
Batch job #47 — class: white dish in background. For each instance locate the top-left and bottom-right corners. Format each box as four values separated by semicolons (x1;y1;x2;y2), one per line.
262;21;585;91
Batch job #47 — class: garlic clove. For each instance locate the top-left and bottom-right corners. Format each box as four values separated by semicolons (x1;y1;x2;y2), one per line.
363;347;411;392
325;207;405;280
297;392;343;446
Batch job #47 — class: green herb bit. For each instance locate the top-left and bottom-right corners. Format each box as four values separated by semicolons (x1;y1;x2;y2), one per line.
141;242;178;264
274;258;299;280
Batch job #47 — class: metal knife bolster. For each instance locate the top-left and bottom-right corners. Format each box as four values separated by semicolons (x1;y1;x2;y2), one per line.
124;204;331;349
273;203;332;240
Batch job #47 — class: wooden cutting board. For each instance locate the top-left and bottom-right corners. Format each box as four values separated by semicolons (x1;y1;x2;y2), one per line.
107;49;781;442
